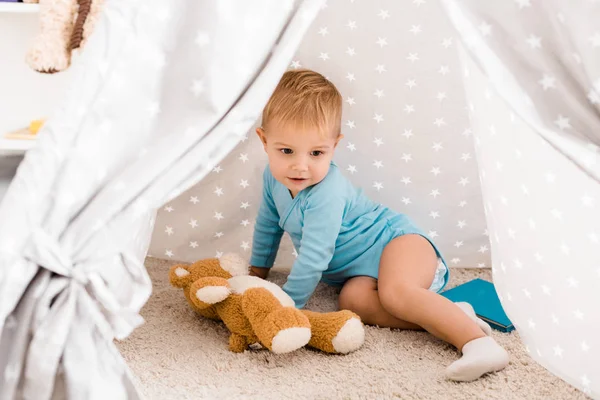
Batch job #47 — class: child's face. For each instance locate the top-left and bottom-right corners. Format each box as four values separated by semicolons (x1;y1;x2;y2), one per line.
256;123;342;197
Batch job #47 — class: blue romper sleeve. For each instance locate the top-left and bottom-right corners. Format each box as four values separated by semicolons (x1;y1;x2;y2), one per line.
249;167;284;268
283;190;346;308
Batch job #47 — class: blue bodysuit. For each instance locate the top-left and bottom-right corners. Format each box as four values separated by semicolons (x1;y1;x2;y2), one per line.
250;162;449;308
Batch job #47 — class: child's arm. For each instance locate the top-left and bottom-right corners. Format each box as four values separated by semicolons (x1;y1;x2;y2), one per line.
249;170;284;279
282;197;345;308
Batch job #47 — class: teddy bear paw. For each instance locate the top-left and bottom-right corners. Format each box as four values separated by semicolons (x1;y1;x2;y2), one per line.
195;285;231;304
331;317;365;354
271;327;311;354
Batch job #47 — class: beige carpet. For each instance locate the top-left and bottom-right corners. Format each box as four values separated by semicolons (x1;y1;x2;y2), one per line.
116;257;587;400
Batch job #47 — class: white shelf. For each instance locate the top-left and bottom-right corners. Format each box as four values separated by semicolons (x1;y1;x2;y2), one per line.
0;137;36;155
0;3;40;13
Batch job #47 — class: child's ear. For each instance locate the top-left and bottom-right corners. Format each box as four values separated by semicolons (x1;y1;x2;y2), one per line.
256;127;268;150
334;134;344;148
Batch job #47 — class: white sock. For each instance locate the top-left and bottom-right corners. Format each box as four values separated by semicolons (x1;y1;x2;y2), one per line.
455;302;492;336
445;336;509;382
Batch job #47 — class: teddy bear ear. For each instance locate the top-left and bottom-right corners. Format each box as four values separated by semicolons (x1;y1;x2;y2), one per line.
218;253;249;276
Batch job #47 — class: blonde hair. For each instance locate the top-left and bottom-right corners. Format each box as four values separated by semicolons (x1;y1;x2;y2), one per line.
261;69;342;137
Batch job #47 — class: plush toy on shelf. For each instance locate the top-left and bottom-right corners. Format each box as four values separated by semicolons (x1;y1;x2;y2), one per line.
169;253;365;355
23;0;105;73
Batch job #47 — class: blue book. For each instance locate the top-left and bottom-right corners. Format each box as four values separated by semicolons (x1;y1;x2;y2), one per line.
440;278;514;333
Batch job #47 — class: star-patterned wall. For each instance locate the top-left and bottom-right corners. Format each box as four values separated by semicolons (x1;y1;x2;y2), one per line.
148;0;491;269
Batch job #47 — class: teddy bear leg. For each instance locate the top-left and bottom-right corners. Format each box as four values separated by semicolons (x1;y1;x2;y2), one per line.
229;332;250;353
241;288;311;354
301;310;365;354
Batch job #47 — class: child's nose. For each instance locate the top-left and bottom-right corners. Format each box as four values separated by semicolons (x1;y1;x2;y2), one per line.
291;157;308;171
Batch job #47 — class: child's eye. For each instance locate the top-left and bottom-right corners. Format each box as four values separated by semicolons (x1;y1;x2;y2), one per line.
311;151;323;157
280;148;293;155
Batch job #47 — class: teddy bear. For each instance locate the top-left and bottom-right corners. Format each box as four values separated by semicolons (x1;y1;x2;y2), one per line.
169;253;365;355
23;0;105;73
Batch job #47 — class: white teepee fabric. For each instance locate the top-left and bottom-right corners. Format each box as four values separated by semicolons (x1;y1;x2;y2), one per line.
441;0;600;397
0;0;322;398
148;0;492;270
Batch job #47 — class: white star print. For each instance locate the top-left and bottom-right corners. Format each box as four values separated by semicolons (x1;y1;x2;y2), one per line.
554;115;571;130
374;89;384;98
375;64;387;73
214;187;224;196
432;142;443;151
240;179;250;188
433;118;446;127
214;212;224;220
240;202;250;209
164;206;174;212
165;250;174;258
214;232;224;238
574;309;585;320
373;137;384;146
240;241;250;251
290;60;302;69
438;65;450;75
189;219;198;228
376;37;388;47
346;143;356;151
459;201;467;207
373;114;384;123
378;9;390;19
346;96;356;105
461;153;472;161
373;182;384;191
212;165;223;173
436;92;447;101
346;20;357;30
457;220;467;229
402;129;414;139
165;226;174;236
373;160;384;169
190;196;199;204
430;189;441;198
441;38;453;48
406;79;417;89
346;47;356;56
401;154;412;162
346;72;356;81
413;0;425;6
514;0;531;8
581;194;595;207
459;177;470;186
581;342;590;352
429;211;440;219
431;167;441;176
239;153;249;162
318;27;329;36
318;52;330;61
539;74;556;90
478;245;488;253
402;197;411;205
454;241;464;248
190;241;198;248
409;25;422;35
404;104;415;114
347;165;357;174
406;53;419;62
215;251;223;258
346;120;356;129
241;219;250;227
526;34;542;49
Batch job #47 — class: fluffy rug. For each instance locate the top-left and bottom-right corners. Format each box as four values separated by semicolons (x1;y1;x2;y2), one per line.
116;257;587;400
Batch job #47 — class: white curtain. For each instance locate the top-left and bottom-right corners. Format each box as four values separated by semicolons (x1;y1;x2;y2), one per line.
441;0;599;397
0;0;322;398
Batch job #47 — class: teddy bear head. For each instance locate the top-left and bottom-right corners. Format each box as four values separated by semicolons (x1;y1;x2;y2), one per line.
169;253;249;289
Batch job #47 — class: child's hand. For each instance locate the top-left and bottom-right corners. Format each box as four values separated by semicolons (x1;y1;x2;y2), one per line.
249;266;270;280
